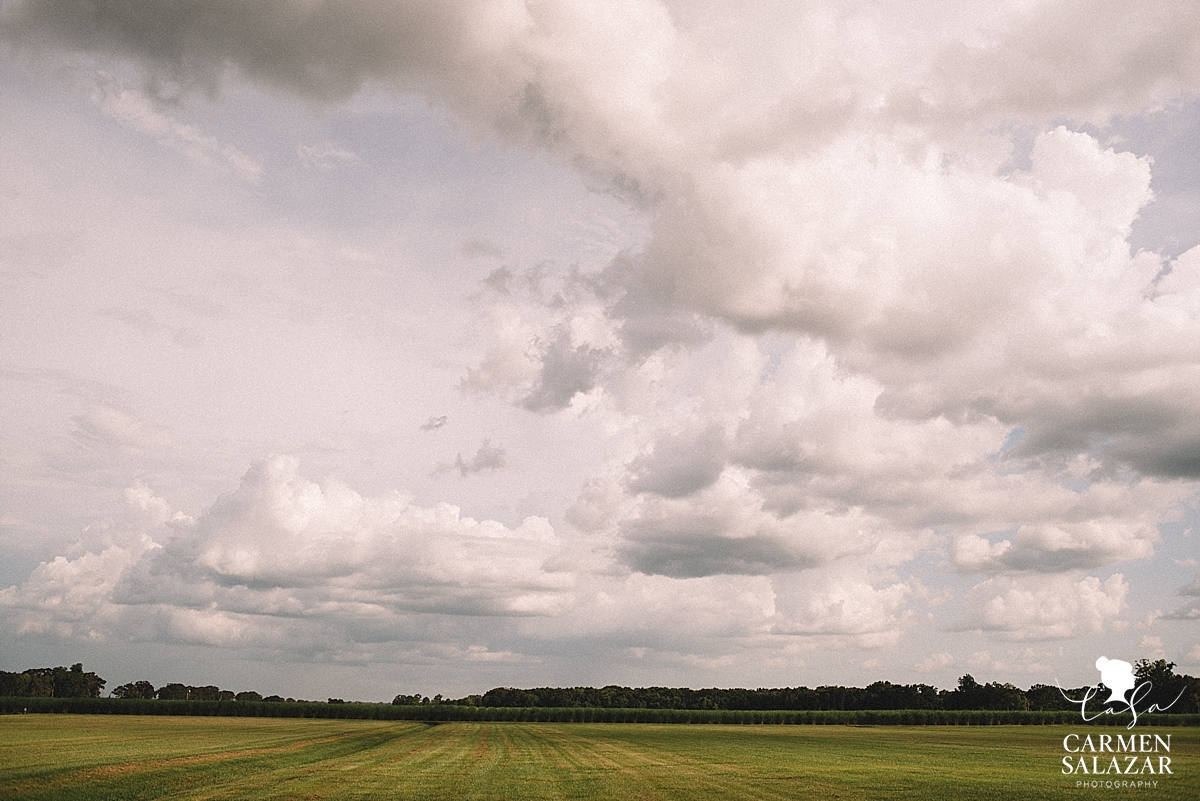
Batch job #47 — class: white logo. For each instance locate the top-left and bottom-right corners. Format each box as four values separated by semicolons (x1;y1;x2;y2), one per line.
1094;657;1137;706
1059;656;1183;729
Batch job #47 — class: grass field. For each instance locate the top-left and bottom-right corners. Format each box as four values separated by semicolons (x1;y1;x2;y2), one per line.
1;716;1196;800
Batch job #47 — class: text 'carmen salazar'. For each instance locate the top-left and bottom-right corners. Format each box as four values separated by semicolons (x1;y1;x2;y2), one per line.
1062;733;1172;776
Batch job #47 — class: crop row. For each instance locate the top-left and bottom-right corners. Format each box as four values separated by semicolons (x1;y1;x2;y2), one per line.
3;696;1199;725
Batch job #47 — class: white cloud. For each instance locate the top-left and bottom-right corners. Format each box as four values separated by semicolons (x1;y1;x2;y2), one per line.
951;521;1159;574
956;574;1128;640
915;652;954;671
1139;635;1166;660
1;459;574;651
92;72;262;182
460;304;544;396
772;569;914;648
297;142;359;171
71;405;172;450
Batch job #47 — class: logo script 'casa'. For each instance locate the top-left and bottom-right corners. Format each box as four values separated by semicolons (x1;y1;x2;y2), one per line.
1059;656;1183;729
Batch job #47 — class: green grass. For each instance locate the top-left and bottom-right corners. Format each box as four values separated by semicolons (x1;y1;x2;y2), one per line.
0;716;1196;799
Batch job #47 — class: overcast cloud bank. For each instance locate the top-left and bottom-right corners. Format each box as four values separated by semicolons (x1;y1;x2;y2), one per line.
2;0;1199;697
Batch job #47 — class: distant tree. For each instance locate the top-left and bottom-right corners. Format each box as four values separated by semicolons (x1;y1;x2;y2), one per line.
112;680;156;700
189;685;222;701
392;694;423;706
1026;684;1076;711
263;695;284;703
943;675;1026;710
1134;659;1199;713
0;670;51;697
480;688;539;707
217;690;235;701
235;691;263;702
54;664;106;698
327;698;346;704
156;683;190;700
1;666;102;698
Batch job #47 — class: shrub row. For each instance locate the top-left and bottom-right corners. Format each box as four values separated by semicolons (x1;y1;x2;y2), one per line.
3;697;1198;726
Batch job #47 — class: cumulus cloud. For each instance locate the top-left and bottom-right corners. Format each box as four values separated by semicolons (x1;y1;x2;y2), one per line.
772;570;914;648
915;652;954;672
6;0;1200;674
951;521;1159;574
616;472;873;578
564;477;625;534
1139;635;1167;660
1163;572;1200;620
2;458;573;650
0;480;168;640
520;330;605;412
449;439;508;476
956;574;1128;640
541;571;778;652
460;304;543;396
625;424;727;498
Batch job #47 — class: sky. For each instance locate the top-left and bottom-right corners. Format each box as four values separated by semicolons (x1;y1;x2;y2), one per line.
1;0;1199;703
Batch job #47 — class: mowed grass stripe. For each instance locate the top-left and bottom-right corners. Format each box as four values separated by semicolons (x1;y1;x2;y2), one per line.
1;717;1197;800
541;724;831;801
0;717;422;801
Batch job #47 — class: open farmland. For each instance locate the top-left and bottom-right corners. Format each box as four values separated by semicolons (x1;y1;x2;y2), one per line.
1;716;1196;800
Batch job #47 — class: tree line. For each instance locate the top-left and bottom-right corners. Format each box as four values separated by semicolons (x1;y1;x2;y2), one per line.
4;659;1197;713
107;680;314;703
0;665;310;704
0;664;105;698
396;660;1200;713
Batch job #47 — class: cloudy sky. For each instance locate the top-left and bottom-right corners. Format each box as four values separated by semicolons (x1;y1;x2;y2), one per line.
2;0;1200;702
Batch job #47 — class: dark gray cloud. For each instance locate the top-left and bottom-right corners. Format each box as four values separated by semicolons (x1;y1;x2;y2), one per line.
616;498;827;578
0;0;487;102
453;439;506;476
520;333;605;413
420;415;448;431
620;530;813;578
625;425;728;498
460;237;503;259
994;394;1199;478
598;254;713;359
1161;572;1200;618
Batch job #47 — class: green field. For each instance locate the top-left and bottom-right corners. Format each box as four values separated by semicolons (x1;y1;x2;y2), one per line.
0;716;1195;800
